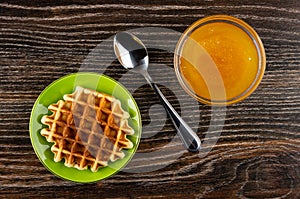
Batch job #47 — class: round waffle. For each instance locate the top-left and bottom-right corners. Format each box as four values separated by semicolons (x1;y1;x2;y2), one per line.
41;86;134;172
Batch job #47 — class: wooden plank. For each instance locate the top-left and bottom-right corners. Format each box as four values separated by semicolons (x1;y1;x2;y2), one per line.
0;0;299;198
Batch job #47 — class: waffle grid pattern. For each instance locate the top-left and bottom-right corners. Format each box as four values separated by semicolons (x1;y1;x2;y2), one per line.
41;87;134;172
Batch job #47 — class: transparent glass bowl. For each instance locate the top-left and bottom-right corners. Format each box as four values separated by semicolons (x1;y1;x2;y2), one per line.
174;15;266;105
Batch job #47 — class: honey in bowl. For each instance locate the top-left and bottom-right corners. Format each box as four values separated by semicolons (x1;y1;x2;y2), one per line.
174;15;266;105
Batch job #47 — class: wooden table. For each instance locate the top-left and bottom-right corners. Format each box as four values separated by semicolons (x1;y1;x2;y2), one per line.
1;1;299;198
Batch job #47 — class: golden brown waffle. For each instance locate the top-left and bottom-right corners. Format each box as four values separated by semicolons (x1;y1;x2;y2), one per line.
41;86;134;172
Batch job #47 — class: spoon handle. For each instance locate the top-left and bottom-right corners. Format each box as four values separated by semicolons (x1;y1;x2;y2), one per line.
151;83;201;152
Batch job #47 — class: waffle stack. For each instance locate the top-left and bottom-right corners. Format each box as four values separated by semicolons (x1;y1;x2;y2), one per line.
41;86;134;172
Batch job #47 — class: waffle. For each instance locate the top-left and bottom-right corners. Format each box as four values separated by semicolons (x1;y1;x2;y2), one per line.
41;86;134;172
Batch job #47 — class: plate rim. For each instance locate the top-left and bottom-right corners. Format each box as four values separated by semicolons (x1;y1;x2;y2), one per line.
29;72;142;183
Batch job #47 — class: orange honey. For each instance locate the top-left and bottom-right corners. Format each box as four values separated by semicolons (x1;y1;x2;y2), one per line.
174;15;266;105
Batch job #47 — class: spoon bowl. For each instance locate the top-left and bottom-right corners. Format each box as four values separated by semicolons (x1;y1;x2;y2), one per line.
114;32;149;73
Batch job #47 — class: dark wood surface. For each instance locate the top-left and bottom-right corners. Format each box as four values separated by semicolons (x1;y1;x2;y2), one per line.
1;0;299;198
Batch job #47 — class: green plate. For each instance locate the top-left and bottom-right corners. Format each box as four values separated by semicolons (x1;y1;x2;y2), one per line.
29;72;141;183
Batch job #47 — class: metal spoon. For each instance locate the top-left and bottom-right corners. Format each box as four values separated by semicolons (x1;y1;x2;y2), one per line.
113;31;201;152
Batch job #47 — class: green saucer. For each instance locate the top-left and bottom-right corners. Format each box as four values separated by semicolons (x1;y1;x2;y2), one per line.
29;72;141;183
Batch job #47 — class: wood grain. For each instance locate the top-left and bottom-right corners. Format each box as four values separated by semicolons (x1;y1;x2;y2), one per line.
0;0;299;198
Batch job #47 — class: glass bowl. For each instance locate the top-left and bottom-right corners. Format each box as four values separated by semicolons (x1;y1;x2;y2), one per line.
174;15;266;105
